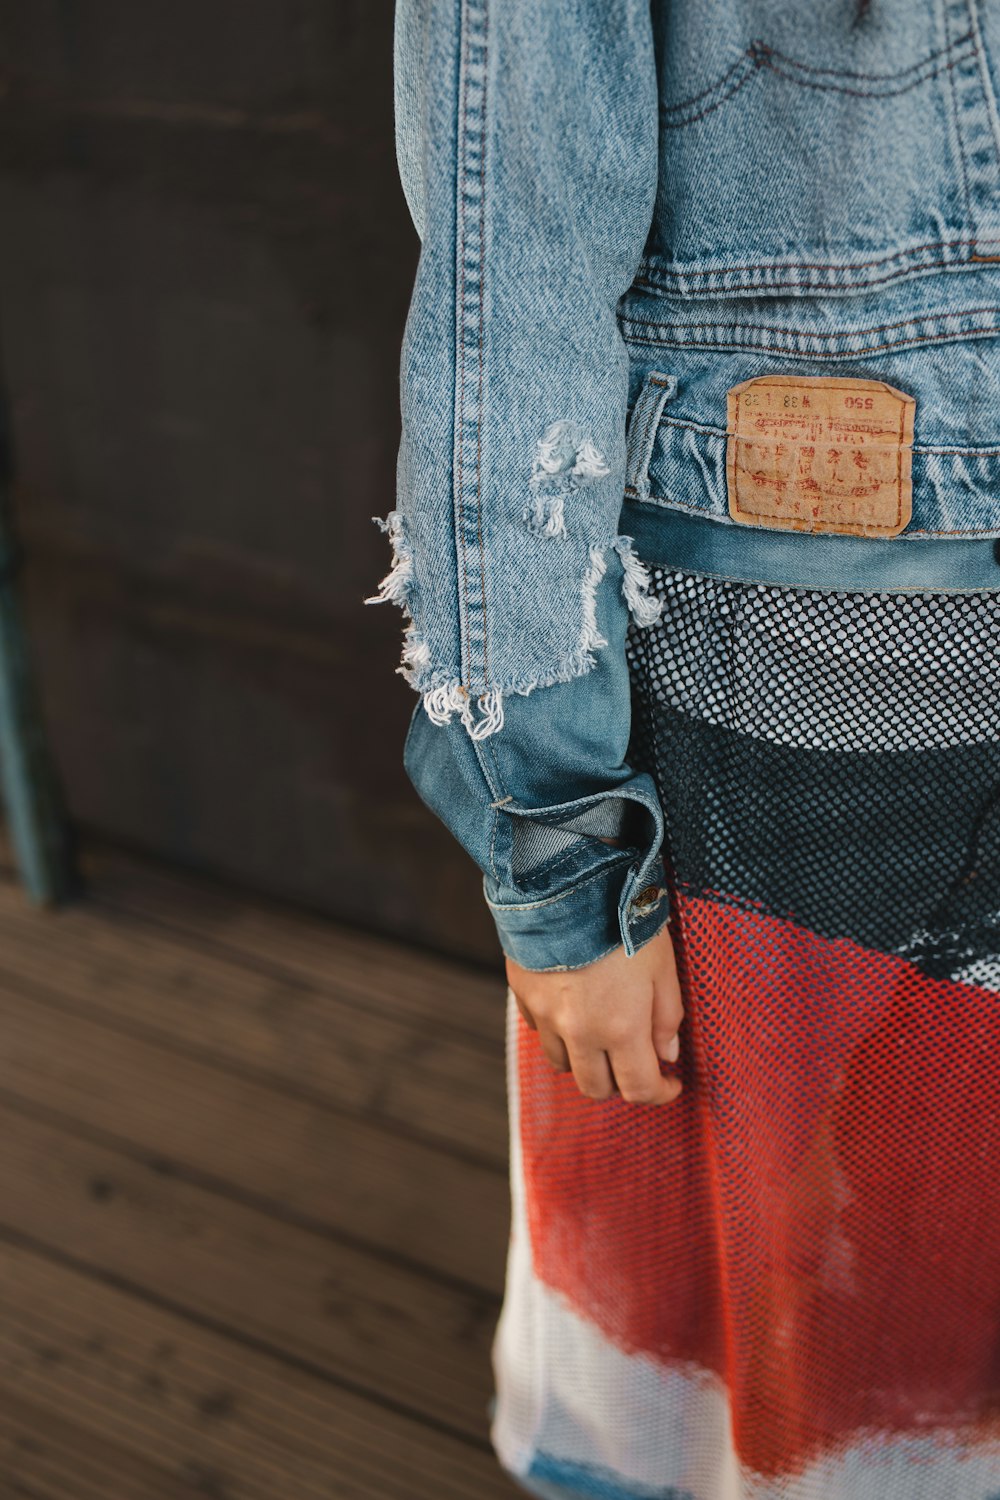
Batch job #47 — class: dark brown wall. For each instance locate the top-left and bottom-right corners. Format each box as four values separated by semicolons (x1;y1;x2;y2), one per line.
0;1;501;965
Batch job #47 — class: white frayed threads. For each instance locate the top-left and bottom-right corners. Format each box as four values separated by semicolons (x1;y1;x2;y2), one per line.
399;622;432;676
523;493;567;538
613;535;663;627
571;436;612;482
415;544;616;741
422;684;463;727
526;421;611;537
579;545;609;654
531;420;611;486
365;509;641;745
422;683;505;740
366;509;505;740
364;509;413;607
365;511;434;691
465;687;504;739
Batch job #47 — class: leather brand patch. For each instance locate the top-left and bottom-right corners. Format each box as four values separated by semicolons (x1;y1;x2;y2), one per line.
726;376;915;536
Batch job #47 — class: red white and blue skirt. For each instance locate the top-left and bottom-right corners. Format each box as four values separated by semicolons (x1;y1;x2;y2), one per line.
490;569;1000;1500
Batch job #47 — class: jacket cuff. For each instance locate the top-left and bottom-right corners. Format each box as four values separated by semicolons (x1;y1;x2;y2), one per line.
485;853;670;972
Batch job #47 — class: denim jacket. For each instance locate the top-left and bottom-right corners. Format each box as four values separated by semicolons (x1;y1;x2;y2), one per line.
368;0;1000;972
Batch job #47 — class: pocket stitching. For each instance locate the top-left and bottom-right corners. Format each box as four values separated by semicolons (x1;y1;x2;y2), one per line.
660;32;976;130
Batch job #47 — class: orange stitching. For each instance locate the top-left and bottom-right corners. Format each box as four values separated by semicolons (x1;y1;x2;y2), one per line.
622;324;999;358
621;305;1000;343
636;237;973;277
475;6;489;685
623;488;1000;537
943;5;973;225
651;416;1000;459
455;4;473;689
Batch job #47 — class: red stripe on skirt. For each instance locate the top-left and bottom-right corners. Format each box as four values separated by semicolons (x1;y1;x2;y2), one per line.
516;893;1000;1478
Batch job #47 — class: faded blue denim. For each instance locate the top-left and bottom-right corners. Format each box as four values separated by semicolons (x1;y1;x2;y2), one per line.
369;0;1000;971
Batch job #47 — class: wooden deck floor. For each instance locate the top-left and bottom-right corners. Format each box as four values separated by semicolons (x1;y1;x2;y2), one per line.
0;840;526;1498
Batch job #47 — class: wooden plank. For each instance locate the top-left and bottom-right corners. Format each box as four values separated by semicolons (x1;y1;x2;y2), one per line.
80;840;509;1047
0;1240;522;1499
0;1101;500;1439
0;1389;202;1499
0;974;510;1291
0;884;510;1171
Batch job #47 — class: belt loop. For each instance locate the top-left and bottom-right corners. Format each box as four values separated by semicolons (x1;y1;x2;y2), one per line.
625;371;677;501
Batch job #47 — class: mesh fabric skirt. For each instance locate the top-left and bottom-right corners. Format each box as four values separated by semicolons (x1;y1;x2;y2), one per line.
490;568;1000;1500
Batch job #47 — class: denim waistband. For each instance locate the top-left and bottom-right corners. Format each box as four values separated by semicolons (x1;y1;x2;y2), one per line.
620;498;1000;593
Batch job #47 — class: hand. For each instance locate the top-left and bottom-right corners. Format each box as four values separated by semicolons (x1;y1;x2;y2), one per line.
506;924;684;1105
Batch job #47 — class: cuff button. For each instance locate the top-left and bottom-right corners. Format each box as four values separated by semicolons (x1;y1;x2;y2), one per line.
630;884;665;918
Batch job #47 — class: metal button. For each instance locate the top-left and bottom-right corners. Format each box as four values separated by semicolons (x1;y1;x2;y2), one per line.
630;883;664;917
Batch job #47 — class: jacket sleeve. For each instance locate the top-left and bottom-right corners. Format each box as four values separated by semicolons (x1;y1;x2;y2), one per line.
371;0;663;731
372;0;669;970
403;543;671;971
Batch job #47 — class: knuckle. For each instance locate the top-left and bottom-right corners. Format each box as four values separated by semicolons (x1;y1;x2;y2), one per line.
601;1016;633;1046
529;1001;557;1031
622;1084;658;1105
582;1080;614;1101
558;1018;590;1049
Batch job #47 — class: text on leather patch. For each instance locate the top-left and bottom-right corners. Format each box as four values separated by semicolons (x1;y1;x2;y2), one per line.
726;376;915;536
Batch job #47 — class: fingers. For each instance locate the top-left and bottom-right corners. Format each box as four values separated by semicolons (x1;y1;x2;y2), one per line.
651;952;684;1065
538;1027;570;1074
607;1033;682;1106
506;930;685;1108
563;1033;617;1101
512;986;614;1097
512;989;537;1030
520;998;679;1107
511;982;570;1071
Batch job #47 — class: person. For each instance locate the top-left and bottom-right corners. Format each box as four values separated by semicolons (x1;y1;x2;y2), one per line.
367;2;1000;1496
